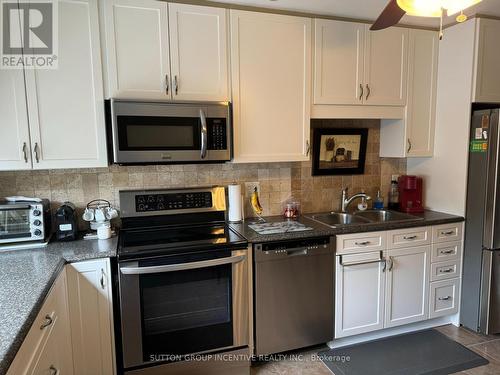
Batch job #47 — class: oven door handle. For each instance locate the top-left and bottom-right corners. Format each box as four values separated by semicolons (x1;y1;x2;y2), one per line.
120;254;246;275
200;108;208;159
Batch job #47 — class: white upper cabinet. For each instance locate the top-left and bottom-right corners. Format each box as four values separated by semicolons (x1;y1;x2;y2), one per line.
364;26;408;106
168;3;229;101
103;0;170;99
314;19;364;105
313;21;408;107
406;29;438;157
230;10;311;163
0;69;32;171
25;0;107;169
102;0;229;101
473;18;500;103
385;246;430;328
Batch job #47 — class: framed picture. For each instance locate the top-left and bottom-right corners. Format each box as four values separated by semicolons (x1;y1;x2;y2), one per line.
312;128;368;176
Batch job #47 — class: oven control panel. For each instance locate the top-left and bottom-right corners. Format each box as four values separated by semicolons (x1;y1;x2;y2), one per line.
135;192;213;212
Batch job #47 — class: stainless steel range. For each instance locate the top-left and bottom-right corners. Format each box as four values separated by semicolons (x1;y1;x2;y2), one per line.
116;187;250;375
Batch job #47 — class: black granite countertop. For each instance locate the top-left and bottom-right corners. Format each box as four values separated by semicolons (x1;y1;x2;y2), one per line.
0;237;117;375
229;210;464;243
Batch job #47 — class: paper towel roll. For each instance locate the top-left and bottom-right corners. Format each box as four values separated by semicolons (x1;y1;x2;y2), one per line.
228;184;243;222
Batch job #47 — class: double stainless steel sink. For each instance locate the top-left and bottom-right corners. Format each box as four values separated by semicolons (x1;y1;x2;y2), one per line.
307;210;423;228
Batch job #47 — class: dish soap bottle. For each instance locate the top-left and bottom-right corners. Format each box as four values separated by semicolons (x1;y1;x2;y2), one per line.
388;176;400;210
374;190;384;210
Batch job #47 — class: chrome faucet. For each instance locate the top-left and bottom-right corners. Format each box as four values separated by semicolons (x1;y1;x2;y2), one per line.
341;188;372;213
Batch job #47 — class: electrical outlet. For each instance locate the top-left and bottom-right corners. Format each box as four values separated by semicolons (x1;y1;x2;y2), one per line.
244;182;260;197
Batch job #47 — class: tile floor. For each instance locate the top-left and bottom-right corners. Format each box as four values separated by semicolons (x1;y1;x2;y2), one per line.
250;325;500;375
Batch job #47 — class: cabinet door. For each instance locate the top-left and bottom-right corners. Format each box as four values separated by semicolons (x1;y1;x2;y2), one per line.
313;19;364;105
364;26;408;106
66;259;115;375
385;246;430;328
230;10;311;163
335;252;386;338
473;19;500;103
0;69;32;171
104;0;170;99
169;3;228;101
25;0;107;169
406;29;438;157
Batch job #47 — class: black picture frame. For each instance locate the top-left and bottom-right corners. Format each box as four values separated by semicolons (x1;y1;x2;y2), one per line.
312;128;368;176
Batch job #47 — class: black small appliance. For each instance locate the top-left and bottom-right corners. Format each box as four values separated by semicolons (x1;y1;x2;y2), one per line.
55;202;78;241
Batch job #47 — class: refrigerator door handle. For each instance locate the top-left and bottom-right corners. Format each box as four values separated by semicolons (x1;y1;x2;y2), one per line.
483;110;500;250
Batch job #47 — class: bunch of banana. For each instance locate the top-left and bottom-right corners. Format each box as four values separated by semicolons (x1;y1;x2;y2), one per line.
250;187;263;216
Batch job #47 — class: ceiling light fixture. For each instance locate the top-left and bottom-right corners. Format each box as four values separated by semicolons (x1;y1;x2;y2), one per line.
396;0;482;18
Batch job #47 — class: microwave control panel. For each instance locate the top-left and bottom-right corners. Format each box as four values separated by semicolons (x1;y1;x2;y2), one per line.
135;192;213;212
207;119;227;150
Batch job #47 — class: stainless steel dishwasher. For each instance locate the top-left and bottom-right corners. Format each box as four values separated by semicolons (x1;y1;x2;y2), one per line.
253;237;334;356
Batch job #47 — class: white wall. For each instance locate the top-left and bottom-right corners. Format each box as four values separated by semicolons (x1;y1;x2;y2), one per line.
407;20;476;216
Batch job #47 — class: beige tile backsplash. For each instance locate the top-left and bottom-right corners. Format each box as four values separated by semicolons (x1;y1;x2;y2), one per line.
0;120;406;228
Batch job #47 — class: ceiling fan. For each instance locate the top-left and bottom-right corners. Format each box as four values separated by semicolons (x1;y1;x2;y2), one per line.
371;0;483;31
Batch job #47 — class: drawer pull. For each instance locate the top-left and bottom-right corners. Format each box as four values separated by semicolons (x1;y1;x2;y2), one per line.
40;315;53;330
50;365;60;375
440;249;455;255
438;296;452;301
354;241;371;246
403;235;418;240
439;268;454;273
441;230;455;236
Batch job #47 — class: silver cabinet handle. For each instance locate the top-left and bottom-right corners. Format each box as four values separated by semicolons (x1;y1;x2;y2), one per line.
388;256;394;271
22;142;28;163
40;314;53;330
306;140;310;156
50;365;60;375
100;268;106;289
439;268;454;273
440;249;455;254
34;142;40;163
121;254;246;275
174;75;179;95
438;296;452;301
359;84;364;101
407;138;412;153
165;74;169;95
403;235;418;240
441;230;455;236
200;109;208;159
354;241;371;246
365;84;371;100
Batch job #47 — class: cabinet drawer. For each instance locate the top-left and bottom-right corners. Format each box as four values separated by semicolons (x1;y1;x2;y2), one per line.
432;223;463;243
387;226;431;249
431;241;462;263
336;232;386;255
429;278;460;319
430;260;461;281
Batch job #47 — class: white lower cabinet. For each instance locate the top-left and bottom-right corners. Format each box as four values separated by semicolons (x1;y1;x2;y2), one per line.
335;224;463;339
335;252;386;338
66;259;116;375
384;246;430;328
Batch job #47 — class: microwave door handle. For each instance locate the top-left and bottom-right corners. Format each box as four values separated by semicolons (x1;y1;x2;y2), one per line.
120;254;246;275
200;109;208;159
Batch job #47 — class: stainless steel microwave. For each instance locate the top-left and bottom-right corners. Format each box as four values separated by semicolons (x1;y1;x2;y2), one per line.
107;100;232;164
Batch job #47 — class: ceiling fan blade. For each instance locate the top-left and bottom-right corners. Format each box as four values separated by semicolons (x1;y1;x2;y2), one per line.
370;0;406;31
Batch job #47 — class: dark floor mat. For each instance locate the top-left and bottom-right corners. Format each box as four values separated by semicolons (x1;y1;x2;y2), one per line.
319;329;489;375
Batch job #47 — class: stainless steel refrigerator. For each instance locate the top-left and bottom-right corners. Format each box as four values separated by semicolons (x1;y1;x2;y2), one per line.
462;108;500;334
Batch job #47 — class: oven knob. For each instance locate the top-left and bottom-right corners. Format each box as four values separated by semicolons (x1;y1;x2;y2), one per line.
138;204;145;211
34;229;42;236
33;209;41;216
33;220;42;226
147;196;155;203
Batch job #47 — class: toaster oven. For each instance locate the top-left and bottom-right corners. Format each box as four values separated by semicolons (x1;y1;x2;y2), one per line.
0;200;51;244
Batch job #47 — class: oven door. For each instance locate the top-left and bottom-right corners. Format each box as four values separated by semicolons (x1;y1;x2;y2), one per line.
118;248;249;370
110;100;231;164
0;205;33;244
